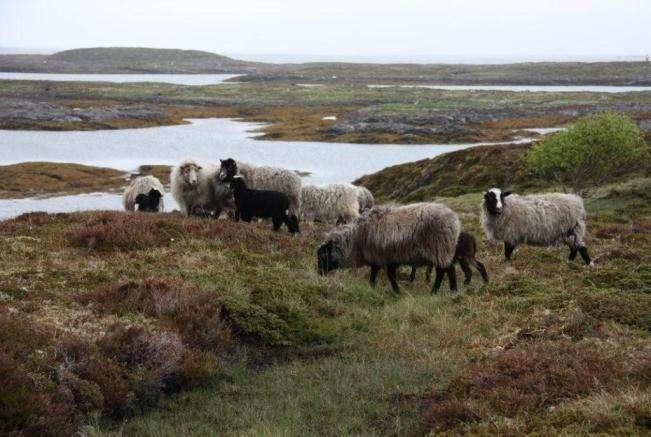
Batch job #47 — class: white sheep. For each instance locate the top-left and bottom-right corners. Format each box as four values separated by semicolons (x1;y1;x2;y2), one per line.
218;158;301;219
480;188;592;265
123;175;165;212
300;184;360;224
353;185;374;212
317;202;461;293
171;159;228;216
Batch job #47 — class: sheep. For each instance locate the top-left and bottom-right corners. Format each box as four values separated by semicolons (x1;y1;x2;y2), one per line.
409;231;489;285
353;185;374;212
480;188;592;265
123;175;165;212
218;158;301;222
230;176;299;234
300;184;360;224
317;202;461;293
171;159;231;217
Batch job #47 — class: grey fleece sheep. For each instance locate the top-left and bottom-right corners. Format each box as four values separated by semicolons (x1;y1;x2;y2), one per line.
171;159;230;216
353;185;374;212
123;175;165;212
480;188;592;265
301;184;360;224
218;158;302;220
317;202;461;293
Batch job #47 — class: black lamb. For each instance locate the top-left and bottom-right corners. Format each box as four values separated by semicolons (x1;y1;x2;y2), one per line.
410;231;489;285
230;177;299;234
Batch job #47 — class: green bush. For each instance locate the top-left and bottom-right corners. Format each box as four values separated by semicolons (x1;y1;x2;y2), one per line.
525;112;649;193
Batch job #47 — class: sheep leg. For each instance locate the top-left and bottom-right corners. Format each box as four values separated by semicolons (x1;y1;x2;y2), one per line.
425;263;433;282
568;247;578;261
446;265;458;292
369;265;381;287
432;267;445;293
387;263;401;294
504;242;515;260
272;216;282;231
473;259;489;283
578;246;592;266
409;266;416;282
458;258;472;285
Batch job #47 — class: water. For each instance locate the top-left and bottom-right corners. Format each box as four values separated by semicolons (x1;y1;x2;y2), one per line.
367;84;651;93
0;72;240;86
0;118;530;219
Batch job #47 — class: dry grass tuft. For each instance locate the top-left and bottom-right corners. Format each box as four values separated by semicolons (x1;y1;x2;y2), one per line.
424;340;623;431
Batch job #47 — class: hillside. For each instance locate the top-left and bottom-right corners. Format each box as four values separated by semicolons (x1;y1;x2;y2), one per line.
0;47;261;74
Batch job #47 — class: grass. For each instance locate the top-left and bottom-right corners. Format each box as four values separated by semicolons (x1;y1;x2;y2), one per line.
0;162;174;198
1;164;649;434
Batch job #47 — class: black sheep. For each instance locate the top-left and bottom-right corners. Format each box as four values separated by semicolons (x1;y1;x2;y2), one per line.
410;231;489;285
230;177;299;234
134;189;163;213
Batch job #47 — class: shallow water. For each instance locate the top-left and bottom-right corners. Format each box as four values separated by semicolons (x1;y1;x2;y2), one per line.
0;118;530;219
367;84;651;93
0;72;240;85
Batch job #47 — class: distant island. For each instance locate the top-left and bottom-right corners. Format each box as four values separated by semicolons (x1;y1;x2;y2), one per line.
1;47;650;85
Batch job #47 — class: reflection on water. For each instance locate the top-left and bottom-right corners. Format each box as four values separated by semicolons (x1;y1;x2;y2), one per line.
0;118;522;185
0;118;532;220
0;72;240;86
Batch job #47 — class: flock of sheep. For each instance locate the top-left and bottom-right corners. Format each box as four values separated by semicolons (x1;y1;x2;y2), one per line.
123;159;593;293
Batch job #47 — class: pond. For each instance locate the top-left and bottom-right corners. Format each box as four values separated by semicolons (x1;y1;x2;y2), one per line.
0;118;533;218
0;72;240;85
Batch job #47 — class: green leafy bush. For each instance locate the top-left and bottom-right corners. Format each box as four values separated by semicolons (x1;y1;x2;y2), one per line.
525;112;649;193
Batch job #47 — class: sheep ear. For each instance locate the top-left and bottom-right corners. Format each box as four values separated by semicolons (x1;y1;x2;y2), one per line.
502;191;512;198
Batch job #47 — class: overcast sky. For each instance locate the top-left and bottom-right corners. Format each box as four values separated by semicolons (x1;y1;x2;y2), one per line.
1;0;649;61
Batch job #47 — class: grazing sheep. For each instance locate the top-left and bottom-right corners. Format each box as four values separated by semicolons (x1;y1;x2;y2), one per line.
171;159;230;217
230;177;299;233
123;176;165;212
317;203;461;293
218;158;301;221
410;231;489;285
353;185;374;212
480;188;592;265
300;184;360;224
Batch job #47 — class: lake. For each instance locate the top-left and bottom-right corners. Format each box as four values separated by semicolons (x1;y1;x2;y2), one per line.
0;118;533;219
0;72;240;85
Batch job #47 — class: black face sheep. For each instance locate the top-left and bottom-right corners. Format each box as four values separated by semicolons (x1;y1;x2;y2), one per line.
480;188;592;265
317;203;461;293
409;231;489;285
218;158;301;223
123;176;165;212
300;184;360;224
230;177;299;234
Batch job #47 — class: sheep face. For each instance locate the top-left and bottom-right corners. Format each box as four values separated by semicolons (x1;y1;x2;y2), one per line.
218;158;238;182
483;188;511;216
317;240;344;275
179;163;201;189
135;189;163;212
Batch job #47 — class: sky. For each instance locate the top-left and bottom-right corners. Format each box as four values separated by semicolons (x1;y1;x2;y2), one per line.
1;0;649;62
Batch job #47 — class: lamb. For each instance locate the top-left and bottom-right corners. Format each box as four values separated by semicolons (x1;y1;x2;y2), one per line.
218;158;301;222
353;185;374;212
480;188;592;265
230;177;299;234
123;175;165;212
300;184;360;224
317;202;461;293
171;159;231;217
410;231;489;285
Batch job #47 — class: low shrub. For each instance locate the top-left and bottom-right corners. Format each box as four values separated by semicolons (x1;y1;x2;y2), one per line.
424;339;622;431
